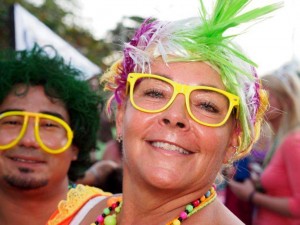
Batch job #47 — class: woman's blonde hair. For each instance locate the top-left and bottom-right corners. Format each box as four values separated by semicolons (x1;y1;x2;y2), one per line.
262;63;300;142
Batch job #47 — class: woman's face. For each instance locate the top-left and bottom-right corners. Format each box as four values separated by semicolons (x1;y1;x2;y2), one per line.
264;87;284;121
117;61;238;191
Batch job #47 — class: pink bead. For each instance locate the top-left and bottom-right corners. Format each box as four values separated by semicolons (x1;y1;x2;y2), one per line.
180;211;188;220
96;215;104;222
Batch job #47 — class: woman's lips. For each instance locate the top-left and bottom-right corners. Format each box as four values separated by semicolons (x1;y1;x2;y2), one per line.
150;141;191;155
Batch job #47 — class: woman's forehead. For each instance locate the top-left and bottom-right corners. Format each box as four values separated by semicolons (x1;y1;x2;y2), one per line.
149;61;226;89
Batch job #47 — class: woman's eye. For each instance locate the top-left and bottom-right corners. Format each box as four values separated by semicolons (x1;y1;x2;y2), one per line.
144;89;164;98
199;102;219;113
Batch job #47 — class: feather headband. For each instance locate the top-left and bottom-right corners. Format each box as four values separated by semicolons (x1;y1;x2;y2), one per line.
101;0;282;156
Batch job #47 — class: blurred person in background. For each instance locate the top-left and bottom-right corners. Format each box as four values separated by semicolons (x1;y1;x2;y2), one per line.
0;46;111;225
229;62;300;224
101;136;123;165
224;156;254;224
76;159;123;194
223;122;272;224
90;109;123;165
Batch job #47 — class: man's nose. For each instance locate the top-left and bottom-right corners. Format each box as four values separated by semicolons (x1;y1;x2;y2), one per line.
18;119;40;149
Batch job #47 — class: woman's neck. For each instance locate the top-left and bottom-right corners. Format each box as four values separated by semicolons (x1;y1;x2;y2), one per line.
118;176;214;225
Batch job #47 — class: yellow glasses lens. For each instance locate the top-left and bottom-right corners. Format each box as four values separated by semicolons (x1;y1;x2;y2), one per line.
0;111;73;154
127;73;239;127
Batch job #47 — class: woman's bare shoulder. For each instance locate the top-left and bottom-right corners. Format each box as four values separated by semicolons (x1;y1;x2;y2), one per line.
187;198;244;225
212;199;245;225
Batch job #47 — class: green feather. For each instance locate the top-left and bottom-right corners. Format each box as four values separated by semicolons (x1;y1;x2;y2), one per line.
173;0;283;151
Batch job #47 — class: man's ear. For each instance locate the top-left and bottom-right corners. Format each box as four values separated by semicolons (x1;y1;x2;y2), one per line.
71;146;79;161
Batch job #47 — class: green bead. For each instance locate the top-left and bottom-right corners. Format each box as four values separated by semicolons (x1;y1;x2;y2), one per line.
115;201;123;213
104;215;117;225
186;204;194;213
115;206;121;213
103;207;111;215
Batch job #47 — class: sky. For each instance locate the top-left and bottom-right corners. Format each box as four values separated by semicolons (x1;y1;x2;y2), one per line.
77;0;300;75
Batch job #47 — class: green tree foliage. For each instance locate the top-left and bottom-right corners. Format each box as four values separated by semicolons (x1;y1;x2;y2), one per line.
0;0;14;48
0;0;143;71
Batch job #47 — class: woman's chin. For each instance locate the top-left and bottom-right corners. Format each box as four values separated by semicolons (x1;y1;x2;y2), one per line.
142;168;184;190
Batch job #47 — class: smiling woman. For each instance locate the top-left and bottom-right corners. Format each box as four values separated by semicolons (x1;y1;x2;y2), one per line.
87;1;282;224
92;0;282;224
44;0;284;224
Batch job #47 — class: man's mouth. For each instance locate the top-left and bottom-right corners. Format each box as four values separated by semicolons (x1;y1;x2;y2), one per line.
10;157;44;164
151;141;191;155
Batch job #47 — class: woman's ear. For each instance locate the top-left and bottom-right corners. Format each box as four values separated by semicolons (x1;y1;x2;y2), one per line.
116;104;125;138
223;121;240;164
223;144;238;164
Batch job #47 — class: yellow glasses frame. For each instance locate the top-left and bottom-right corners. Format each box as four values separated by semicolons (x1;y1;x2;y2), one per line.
126;73;240;127
0;111;73;154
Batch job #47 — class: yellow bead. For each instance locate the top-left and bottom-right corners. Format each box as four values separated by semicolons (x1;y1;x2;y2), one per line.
172;219;181;225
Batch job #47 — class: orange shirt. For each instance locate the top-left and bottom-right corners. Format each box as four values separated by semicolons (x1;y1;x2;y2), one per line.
47;184;111;225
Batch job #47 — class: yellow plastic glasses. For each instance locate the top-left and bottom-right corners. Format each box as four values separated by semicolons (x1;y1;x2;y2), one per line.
0;111;73;154
126;73;240;127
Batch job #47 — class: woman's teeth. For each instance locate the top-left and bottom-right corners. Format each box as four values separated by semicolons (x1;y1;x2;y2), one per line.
152;142;190;155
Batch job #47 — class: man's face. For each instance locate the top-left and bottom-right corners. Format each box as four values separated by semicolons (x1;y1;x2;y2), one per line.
0;85;78;191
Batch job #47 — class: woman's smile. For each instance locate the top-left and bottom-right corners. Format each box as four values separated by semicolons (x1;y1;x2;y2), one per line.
150;141;191;155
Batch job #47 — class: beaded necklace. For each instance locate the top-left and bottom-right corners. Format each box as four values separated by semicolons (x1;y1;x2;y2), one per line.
92;186;217;225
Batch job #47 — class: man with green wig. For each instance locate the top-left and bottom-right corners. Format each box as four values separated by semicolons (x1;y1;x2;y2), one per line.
0;46;112;225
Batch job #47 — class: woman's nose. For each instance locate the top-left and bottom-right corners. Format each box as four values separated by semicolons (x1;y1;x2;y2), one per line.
159;94;190;130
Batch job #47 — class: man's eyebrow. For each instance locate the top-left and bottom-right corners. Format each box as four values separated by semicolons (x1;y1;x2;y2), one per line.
0;109;66;121
0;109;23;114
40;111;65;120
